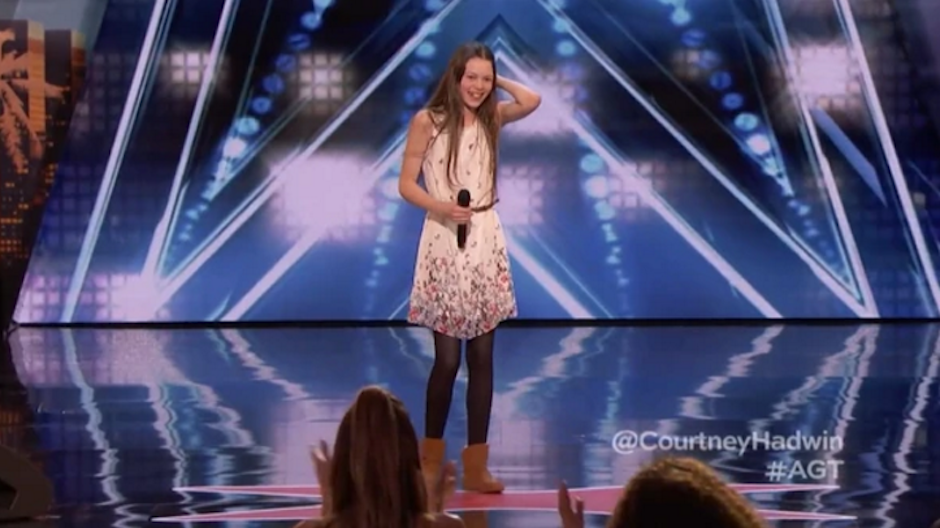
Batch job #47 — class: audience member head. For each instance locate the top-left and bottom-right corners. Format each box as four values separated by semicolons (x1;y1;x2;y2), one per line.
322;385;427;528
607;456;766;528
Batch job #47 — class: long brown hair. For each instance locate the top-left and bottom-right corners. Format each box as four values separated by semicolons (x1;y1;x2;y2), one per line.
425;41;500;199
607;457;767;528
319;386;429;528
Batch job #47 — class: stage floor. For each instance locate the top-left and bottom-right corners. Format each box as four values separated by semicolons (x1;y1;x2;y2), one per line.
2;323;939;527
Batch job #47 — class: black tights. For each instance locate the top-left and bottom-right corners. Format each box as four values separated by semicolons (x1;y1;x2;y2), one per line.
424;330;495;445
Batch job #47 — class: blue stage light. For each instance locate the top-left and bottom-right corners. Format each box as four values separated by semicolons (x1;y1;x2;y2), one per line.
603;225;619;244
552;19;569;33
733;112;759;131
652;0;794;209
378;203;398;221
584;176;609;199
287;33;311;52
698;50;720;69
761;157;782;176
721;93;744;110
408;63;433;81
556;40;576;57
595;202;616;221
234;117;260;136
250;96;273;114
579;154;604;173
222;137;247;158
746;133;772;156
424;0;446;10
262;74;285;95
275;54;297;73
680;28;706;48
416;42;436;58
670;8;692;26
300;11;321;30
313;0;332;10
709;71;732;90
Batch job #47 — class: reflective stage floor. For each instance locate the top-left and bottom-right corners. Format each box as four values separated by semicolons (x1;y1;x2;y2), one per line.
2;323;939;527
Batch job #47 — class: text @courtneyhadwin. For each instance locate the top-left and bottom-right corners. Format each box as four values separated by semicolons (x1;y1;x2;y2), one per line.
611;430;845;482
611;430;843;456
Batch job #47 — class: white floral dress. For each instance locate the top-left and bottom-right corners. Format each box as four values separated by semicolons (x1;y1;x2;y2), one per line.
406;119;517;340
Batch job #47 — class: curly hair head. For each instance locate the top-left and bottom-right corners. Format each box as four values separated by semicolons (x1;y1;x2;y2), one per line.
607;457;767;528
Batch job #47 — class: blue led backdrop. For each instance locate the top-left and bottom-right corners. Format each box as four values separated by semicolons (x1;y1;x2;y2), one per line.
13;0;940;323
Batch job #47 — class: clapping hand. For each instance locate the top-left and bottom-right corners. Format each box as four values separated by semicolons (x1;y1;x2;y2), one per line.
311;440;333;515
557;481;584;528
428;460;458;513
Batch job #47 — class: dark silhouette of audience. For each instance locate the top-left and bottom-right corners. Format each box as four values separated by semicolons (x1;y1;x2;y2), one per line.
295;385;774;528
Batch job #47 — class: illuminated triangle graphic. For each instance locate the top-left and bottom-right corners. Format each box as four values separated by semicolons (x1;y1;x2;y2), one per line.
135;0;872;320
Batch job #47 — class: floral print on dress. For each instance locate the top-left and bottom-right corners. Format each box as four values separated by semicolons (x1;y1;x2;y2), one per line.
407;118;517;339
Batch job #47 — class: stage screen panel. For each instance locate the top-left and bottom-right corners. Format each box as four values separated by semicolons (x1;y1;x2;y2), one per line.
13;0;940;323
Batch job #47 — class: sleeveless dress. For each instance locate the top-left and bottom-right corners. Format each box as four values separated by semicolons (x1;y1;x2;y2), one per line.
406;119;517;340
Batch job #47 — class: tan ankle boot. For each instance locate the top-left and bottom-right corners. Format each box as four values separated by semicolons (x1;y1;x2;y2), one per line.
420;438;446;494
461;444;504;493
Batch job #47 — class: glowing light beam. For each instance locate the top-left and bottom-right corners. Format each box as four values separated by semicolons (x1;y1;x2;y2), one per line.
497;55;781;317
59;0;177;322
137;0;466;320
539;0;872;317
141;0;243;281
760;0;878;315
834;0;940;315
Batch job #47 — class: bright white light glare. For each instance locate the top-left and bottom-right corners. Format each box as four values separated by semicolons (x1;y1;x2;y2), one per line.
222;137;247;157
584;175;610;199
499;71;574;137
165;51;213;90
272;155;373;234
791;45;860;104
298;52;351;115
746;134;772;155
16;274;63;323
109;273;161;322
497;166;545;226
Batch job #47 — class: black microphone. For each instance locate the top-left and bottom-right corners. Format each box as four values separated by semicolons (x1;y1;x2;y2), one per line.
457;189;470;249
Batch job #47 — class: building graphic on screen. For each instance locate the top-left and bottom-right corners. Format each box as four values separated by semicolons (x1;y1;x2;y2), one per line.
0;20;86;263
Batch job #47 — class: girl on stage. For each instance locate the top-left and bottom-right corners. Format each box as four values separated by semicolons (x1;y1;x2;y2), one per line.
398;41;541;493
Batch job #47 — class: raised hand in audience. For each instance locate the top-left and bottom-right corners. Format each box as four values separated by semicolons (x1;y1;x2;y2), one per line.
311;440;333;516
557;481;584;528
428;460;458;513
